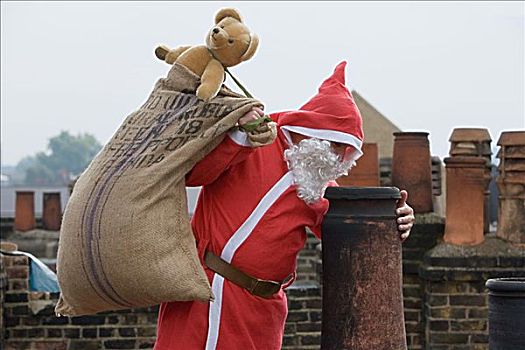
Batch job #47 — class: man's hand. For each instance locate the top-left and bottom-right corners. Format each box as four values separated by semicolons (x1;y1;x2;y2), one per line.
237;107;277;147
238;107;264;127
396;190;415;242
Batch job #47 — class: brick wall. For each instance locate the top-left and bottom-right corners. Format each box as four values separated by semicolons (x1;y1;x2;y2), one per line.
1;257;8;348
295;230;321;282
0;252;324;350
4;298;159;350
3;223;523;350
403;214;445;349
422;281;489;350
1;253;159;350
420;235;525;350
282;282;322;350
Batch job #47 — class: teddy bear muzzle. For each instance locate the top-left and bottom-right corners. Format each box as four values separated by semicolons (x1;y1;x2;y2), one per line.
209;28;230;49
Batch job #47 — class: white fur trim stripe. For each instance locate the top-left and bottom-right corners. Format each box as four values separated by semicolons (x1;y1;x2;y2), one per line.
280;126;363;156
204;171;294;349
227;129;251;147
205;274;225;350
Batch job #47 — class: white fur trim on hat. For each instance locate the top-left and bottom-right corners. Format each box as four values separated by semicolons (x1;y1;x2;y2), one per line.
281;125;364;159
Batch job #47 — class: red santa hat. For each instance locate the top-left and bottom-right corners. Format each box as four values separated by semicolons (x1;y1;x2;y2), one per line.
275;61;364;160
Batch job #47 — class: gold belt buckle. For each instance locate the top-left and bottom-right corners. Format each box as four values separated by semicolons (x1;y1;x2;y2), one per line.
249;278;282;299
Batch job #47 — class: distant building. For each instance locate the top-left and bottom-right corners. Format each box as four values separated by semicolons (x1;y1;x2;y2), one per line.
0;186;70;219
353;90;401;158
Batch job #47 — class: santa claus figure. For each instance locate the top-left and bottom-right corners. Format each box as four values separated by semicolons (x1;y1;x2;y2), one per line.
154;61;415;350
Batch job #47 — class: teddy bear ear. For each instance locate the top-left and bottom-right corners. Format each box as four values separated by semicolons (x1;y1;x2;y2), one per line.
240;33;259;62
215;8;243;24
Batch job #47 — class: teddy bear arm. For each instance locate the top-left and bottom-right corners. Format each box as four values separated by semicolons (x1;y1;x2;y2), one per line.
165;46;193;64
196;59;225;101
176;46;212;76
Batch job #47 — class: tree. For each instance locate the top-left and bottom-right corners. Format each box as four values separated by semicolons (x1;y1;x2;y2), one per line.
17;131;102;186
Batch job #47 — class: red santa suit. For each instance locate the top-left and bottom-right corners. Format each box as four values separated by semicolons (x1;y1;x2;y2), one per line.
154;61;364;350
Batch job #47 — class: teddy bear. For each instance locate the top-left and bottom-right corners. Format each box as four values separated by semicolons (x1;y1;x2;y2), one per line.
155;8;259;101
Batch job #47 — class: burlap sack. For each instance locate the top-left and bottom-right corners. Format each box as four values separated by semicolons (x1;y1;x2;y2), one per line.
55;63;262;316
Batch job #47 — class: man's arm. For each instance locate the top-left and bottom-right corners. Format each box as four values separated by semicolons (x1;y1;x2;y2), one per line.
185;129;257;186
307;182;337;239
185;107;271;186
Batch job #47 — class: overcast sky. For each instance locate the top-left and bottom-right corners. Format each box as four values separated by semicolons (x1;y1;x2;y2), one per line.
1;1;524;166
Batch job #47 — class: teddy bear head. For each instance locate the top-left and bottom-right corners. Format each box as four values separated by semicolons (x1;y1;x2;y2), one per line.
205;8;259;68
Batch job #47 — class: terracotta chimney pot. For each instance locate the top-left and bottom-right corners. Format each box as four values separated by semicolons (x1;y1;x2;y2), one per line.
392;132;433;213
14;191;36;232
43;192;62;231
496;131;525;244
337;143;379;187
449;128;492;161
449;128;493;232
443;157;487;245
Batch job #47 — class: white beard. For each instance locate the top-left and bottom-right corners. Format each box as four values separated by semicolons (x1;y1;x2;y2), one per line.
284;138;354;204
